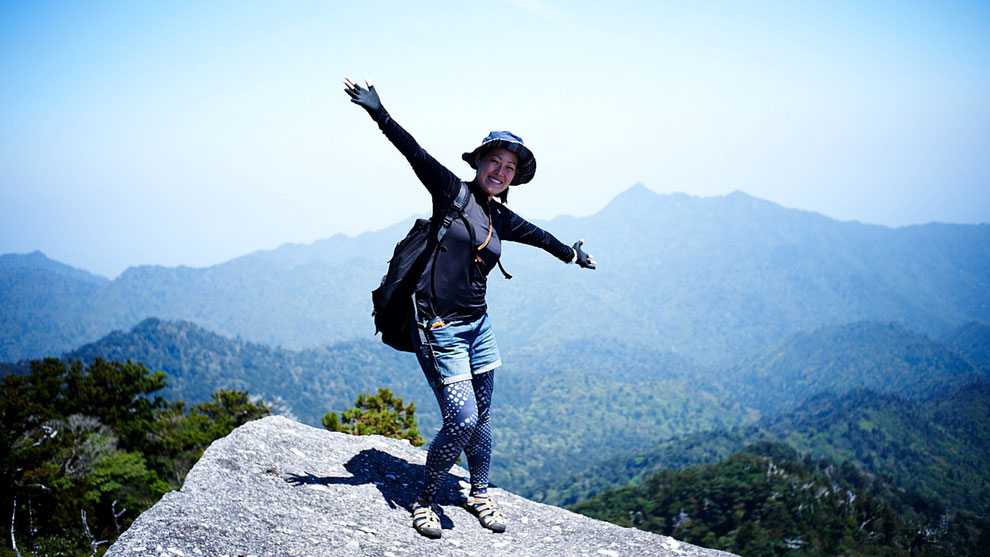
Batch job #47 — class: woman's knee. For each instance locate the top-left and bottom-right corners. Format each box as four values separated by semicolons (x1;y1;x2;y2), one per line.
438;380;479;431
445;402;479;430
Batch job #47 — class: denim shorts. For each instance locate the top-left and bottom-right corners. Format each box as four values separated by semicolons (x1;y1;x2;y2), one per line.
412;312;502;388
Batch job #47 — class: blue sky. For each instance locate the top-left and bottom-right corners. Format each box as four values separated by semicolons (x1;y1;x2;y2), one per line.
2;1;989;278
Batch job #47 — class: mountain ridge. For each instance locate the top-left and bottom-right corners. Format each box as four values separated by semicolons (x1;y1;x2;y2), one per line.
0;250;110;284
537;319;989;511
728;320;986;411
3;186;988;367
546;382;990;515
8;187;988;281
570;440;986;556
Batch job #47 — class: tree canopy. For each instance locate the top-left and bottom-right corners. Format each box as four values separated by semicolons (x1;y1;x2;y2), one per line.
2;358;271;555
323;388;424;447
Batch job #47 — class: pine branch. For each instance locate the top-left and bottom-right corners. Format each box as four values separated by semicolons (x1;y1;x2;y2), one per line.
81;509;108;557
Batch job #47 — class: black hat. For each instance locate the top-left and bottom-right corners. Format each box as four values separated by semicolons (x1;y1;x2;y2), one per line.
462;131;536;185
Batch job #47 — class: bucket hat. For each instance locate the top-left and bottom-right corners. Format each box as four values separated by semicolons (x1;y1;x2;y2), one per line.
462;131;536;185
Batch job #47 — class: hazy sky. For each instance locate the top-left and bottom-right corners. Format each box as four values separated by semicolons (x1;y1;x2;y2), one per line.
2;1;989;278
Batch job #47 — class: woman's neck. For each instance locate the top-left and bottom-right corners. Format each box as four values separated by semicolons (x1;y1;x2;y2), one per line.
469;179;494;201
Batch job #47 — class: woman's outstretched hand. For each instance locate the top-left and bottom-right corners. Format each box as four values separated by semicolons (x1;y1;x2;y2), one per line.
573;240;597;269
344;76;382;114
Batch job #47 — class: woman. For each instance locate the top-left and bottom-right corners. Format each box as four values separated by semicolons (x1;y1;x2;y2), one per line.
344;77;596;539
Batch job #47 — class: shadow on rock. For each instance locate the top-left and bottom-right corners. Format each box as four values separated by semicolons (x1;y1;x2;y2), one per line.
285;448;465;525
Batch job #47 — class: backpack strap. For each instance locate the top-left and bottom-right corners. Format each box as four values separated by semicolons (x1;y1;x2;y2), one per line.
489;201;513;279
496;260;512;279
437;182;472;244
436;181;511;279
421;182;477;320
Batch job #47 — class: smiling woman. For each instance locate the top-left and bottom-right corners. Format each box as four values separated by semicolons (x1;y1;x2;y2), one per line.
475;147;517;197
460;130;538;201
342;76;595;539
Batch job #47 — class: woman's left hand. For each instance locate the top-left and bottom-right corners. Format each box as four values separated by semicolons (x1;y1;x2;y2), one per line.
343;76;382;114
573;239;597;269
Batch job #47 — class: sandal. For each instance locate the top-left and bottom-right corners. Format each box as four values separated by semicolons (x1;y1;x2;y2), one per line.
465;495;506;533
411;498;442;539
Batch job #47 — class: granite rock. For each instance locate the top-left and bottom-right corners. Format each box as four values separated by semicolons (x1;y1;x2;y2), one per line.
107;416;735;557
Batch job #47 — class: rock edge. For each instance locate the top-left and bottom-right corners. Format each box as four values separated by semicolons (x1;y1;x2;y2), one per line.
108;416;735;557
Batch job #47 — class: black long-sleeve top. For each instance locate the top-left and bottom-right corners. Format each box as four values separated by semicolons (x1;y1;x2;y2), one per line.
369;107;575;322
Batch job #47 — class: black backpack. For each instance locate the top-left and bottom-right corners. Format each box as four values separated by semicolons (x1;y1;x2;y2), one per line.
371;183;473;352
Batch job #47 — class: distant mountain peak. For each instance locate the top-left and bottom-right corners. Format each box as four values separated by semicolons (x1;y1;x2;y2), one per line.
599;184;691;216
725;189;754;198
604;185;775;214
611;182;658;202
724;190;762;203
3;188;988;366
0;250;108;284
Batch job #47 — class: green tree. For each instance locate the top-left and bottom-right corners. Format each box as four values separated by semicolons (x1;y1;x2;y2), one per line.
191;389;272;438
62;357;169;452
2;358;272;555
323;388;424;446
148;390;272;487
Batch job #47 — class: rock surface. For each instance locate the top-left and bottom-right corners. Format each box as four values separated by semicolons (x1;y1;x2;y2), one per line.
108;416;735;557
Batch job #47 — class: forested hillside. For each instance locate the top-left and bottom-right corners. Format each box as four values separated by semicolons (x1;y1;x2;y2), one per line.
61;319;754;498
0;266;109;362
549;384;990;517
571;442;989;556
29;316;990;510
493;338;757;497
941;321;990;369
66;318;422;427
768;387;990;515
4;187;989;367
728;321;986;412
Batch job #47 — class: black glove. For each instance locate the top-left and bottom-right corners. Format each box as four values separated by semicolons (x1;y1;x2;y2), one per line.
573;240;596;269
344;78;382;116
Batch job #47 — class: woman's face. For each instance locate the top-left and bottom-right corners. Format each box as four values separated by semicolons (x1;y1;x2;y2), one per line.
475;147;518;197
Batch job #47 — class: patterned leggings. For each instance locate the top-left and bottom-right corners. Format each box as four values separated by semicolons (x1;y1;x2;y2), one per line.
419;371;494;500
